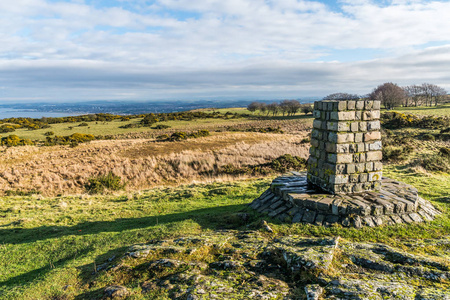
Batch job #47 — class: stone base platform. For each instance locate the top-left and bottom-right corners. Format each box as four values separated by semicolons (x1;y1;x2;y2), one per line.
249;172;440;228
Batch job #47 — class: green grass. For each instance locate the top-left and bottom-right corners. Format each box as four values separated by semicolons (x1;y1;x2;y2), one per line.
384;103;450;117
8;118;148;141
1;169;449;299
1;104;449;299
0;179;269;299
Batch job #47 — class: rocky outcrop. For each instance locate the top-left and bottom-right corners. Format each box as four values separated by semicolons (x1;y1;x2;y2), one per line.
99;231;450;299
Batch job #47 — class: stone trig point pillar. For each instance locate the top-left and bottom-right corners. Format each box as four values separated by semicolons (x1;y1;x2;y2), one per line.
249;99;440;228
307;100;382;194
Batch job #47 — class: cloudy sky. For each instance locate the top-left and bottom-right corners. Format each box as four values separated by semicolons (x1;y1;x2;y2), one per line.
1;0;449;102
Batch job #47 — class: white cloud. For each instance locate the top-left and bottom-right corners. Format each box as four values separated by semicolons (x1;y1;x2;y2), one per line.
0;0;449;101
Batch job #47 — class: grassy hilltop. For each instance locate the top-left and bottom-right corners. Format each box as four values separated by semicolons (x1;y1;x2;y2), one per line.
0;105;449;299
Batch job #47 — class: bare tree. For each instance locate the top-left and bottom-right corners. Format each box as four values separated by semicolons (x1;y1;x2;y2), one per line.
323;93;360;100
421;83;434;107
429;84;447;106
403;85;424;107
369;82;406;109
300;104;314;115
267;103;280;116
247;102;261;113
259;103;268;115
279;100;290;116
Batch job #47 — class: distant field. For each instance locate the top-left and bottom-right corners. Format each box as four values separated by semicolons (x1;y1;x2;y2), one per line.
385;103;450;116
5;110;314;141
9;116;259;141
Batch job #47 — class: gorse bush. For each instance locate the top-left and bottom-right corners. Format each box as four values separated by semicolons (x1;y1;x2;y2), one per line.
153;124;171;129
165;130;210;141
381;112;450;129
271;154;307;173
85;172;126;194
220;154;307;176
412;152;450;173
1;135;35;147
226;126;284;133
421;133;435;141
44;133;96;146
0;125;17;133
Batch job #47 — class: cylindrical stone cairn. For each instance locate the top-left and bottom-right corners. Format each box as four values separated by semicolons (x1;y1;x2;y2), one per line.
307;100;382;194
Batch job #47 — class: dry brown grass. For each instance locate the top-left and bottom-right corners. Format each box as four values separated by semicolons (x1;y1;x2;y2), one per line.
0;131;310;196
114;117;312;140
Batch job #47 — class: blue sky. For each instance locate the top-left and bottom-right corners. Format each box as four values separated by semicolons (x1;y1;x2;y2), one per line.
0;0;449;102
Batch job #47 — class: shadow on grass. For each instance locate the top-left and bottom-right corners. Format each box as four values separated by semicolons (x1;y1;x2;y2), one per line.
0;204;250;245
0;204;257;290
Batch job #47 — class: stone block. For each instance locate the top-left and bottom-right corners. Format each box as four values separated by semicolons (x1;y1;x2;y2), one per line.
373;100;381;110
327;121;350;132
336;144;350;153
349;174;358;183
313;119;322;129
319;141;325;150
356;100;365;110
359;121;367;132
313;110;321;118
325;143;336;153
335;164;346;174
352;183;363;193
359;173;368;182
373;162;383;171
317;197;334;212
364;100;374;110
310;138;319;147
364;131;381;142
354;133;363;143
347;100;356;110
356;163;365;173
337;133;354;143
328;132;337;143
366;151;382;162
335;153;353;164
363;110;380;120
368;141;382;151
365;162;374;172
330;175;348;184
337;121;350;131
367;120;381;131
314;101;320;110
302;210;317;223
368;172;382;182
353;153;365;163
347;163;356;174
337;100;347;111
331;198;342;215
349;144;357;153
330;111;355;121
311;130;319;139
320;151;326;161
357;143;365;152
350;122;359;132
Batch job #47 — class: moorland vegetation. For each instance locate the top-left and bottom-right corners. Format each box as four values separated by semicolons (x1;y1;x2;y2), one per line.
0;92;449;299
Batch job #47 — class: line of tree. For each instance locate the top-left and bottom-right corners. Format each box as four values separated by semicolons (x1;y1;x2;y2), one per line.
247;100;313;116
369;82;448;109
